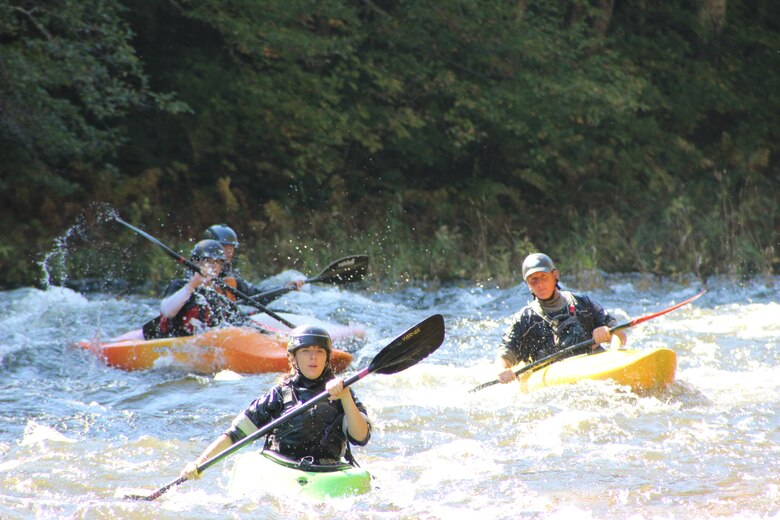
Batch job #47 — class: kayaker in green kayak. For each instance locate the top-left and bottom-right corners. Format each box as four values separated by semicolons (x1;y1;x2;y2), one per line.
180;325;371;480
204;223;304;305
495;252;628;384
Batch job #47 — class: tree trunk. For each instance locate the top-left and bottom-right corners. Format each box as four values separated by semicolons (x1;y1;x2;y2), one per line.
592;0;615;36
516;0;527;23
565;0;615;37
697;0;727;63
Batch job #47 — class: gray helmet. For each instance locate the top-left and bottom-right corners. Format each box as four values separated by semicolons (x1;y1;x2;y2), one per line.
191;239;226;262
287;325;332;354
522;253;557;281
204;224;239;247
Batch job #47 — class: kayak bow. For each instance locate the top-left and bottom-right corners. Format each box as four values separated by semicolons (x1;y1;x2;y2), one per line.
229;451;372;500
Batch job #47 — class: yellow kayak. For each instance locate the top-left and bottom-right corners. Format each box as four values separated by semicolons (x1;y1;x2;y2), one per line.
516;348;677;393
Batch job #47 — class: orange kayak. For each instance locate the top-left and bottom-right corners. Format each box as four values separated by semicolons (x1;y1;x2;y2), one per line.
78;327;353;374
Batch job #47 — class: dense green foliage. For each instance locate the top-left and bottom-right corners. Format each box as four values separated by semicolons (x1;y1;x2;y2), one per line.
1;0;778;290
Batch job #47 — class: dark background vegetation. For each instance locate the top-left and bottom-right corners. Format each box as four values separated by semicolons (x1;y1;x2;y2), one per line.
1;0;778;292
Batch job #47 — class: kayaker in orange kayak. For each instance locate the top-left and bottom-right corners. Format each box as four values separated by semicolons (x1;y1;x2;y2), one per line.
180;325;371;480
495;252;628;384
204;223;304;305
141;239;251;339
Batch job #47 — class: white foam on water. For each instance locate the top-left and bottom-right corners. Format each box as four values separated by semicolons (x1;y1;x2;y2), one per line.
20;421;76;447
214;369;243;381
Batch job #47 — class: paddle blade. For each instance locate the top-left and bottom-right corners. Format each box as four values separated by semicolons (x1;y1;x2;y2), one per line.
368;314;445;375
313;255;369;285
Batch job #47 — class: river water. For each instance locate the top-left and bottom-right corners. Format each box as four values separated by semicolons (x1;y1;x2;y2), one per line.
1;274;778;519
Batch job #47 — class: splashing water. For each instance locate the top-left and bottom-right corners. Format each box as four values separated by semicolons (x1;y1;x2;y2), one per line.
0;275;778;519
37;204;121;289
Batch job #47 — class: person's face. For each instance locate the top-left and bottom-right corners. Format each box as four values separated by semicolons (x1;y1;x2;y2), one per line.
525;270;558;300
294;346;328;379
200;258;224;278
222;244;235;262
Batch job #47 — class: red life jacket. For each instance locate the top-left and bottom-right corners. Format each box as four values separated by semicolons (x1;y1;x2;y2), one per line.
142;293;215;339
158;302;212;336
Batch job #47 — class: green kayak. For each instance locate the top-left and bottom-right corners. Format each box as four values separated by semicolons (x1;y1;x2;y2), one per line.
228;450;371;500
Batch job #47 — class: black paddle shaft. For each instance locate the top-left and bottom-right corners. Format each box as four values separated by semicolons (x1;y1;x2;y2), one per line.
113;216;297;328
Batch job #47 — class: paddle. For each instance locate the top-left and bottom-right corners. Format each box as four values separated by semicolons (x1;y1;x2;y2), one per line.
469;290;707;393
124;313;446;501
250;255;369;304
113;216;297;328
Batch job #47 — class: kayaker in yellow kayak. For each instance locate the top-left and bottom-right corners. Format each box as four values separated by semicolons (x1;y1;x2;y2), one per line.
141;239;251;339
495;252;627;384
204;223;304;305
180;325;371;480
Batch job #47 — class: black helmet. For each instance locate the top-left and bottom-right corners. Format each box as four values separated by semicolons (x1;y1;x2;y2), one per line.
191;239;226;262
204;224;239;247
522;253;557;281
287;325;332;354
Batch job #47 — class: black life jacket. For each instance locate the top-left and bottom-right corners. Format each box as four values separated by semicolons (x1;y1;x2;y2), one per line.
264;380;353;465
530;291;591;349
